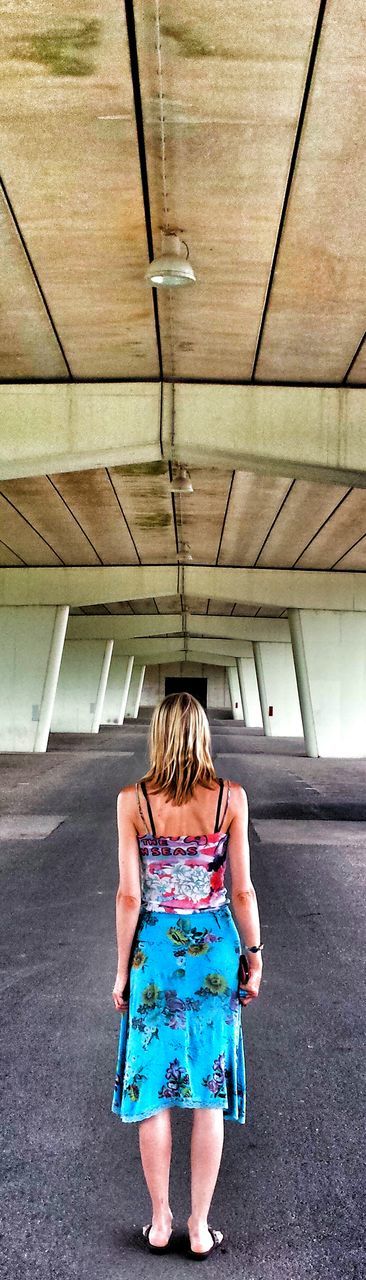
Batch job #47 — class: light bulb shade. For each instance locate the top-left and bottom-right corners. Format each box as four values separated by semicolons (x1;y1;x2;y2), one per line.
145;234;196;288
170;466;194;493
177;542;193;562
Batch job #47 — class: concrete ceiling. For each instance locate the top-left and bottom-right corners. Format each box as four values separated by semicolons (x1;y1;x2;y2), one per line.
1;1;364;383
0;1;365;653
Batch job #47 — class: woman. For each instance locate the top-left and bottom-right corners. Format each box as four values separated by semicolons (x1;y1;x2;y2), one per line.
111;692;263;1259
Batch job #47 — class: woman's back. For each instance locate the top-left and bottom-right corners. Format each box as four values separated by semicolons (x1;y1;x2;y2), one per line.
136;777;231;839
136;777;231;914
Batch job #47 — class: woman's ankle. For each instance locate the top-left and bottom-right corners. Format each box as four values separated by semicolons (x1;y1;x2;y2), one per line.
188;1213;209;1228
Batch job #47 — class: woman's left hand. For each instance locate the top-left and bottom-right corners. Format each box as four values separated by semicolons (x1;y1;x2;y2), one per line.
112;972;129;1012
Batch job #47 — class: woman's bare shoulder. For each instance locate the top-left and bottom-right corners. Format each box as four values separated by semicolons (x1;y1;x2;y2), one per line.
117;782;138;808
228;781;248;812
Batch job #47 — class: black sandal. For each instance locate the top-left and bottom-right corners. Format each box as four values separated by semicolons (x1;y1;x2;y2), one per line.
187;1226;224;1260
142;1222;173;1253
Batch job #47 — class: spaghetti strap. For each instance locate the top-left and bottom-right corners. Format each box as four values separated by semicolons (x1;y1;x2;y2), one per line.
216;779;231;833
214;778;224;832
135;781;150;835
140;779;157;838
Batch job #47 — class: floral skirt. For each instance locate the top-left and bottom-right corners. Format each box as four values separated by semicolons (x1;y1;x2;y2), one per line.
111;903;246;1124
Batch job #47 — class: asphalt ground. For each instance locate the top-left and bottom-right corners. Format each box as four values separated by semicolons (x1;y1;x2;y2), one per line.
1;722;365;1280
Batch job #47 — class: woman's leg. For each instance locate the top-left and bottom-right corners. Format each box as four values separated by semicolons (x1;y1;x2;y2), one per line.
188;1107;224;1252
139;1108;174;1245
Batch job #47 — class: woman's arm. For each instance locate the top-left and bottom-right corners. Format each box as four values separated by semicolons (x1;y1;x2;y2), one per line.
227;783;263;1001
112;787;142;1011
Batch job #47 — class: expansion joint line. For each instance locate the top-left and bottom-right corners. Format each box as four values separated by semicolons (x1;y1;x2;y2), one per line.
154;0;175;377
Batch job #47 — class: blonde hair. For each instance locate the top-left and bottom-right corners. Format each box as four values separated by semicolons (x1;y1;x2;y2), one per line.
141;692;218;805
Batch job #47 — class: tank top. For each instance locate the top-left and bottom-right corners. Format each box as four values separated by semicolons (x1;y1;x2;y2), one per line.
135;778;231;913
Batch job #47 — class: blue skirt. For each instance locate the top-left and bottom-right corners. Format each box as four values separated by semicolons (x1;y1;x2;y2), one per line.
111;903;246;1124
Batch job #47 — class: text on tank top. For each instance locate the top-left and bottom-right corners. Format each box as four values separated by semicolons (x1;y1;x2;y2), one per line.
135;778;231;913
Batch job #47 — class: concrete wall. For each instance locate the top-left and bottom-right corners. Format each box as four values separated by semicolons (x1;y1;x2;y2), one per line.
293;609;366;757
141;662;231;711
256;642;303;737
51;640;109;733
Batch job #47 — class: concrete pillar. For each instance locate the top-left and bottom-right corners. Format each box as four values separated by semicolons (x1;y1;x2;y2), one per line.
118;656;134;724
227;665;244;720
253;641;302;737
288;608;366;757
237;650;263;728
0;605;69;752
34;606;70;752
253;642;271;736
91;639;113;733
52;640;115;734
288;610;318;758
102;654;134;725
125;663;146;719
235;658;248;726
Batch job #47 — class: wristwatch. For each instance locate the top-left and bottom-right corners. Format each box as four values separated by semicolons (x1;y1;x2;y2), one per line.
244;943;264;953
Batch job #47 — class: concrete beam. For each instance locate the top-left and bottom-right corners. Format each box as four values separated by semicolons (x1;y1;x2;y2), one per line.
125;651;186;666
186;637;254;658
0;383;161;479
0;382;365;488
183;567;366;612
123;651;234;668
67;624;254;658
112;636;188;660
165;383;366;486
2;565;366;610
0;566;178;607
67;614;183;640
66;613;289;642
186;615;290;641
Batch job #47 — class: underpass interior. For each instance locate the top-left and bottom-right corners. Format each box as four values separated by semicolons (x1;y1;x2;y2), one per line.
1;1;365;1277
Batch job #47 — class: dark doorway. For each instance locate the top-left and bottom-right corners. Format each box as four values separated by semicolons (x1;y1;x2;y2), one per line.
164;677;208;709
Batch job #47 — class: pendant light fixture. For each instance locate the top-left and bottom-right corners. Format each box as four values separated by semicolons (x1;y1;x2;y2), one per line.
145;232;196;288
176;542;193;563
170;464;194;494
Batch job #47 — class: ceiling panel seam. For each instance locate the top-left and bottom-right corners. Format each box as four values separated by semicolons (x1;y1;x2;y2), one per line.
216;472;235;566
343;331;366;384
292;487;353;567
46;476;103;565
330;528;366;569
0;536;27;566
0;176;72;380
105;468;141;563
250;0;328;383
253;481;295;566
124;0;163;380
0;486;65;564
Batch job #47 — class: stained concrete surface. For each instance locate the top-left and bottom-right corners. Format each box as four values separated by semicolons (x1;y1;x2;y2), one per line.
1;722;365;1280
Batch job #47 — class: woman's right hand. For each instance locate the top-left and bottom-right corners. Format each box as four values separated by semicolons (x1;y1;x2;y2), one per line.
239;955;263;1006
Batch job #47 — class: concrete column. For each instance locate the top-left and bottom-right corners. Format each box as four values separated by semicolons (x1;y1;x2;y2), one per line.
288;609;366;757
118;655;134;724
253;642;271;736
125;663;146;719
237;650;263;728
288;610;318;758
34;605;70;752
91;639;113;733
235;658;248;726
227;665;244;720
101;654;134;725
0;605;69;752
51;640;115;734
